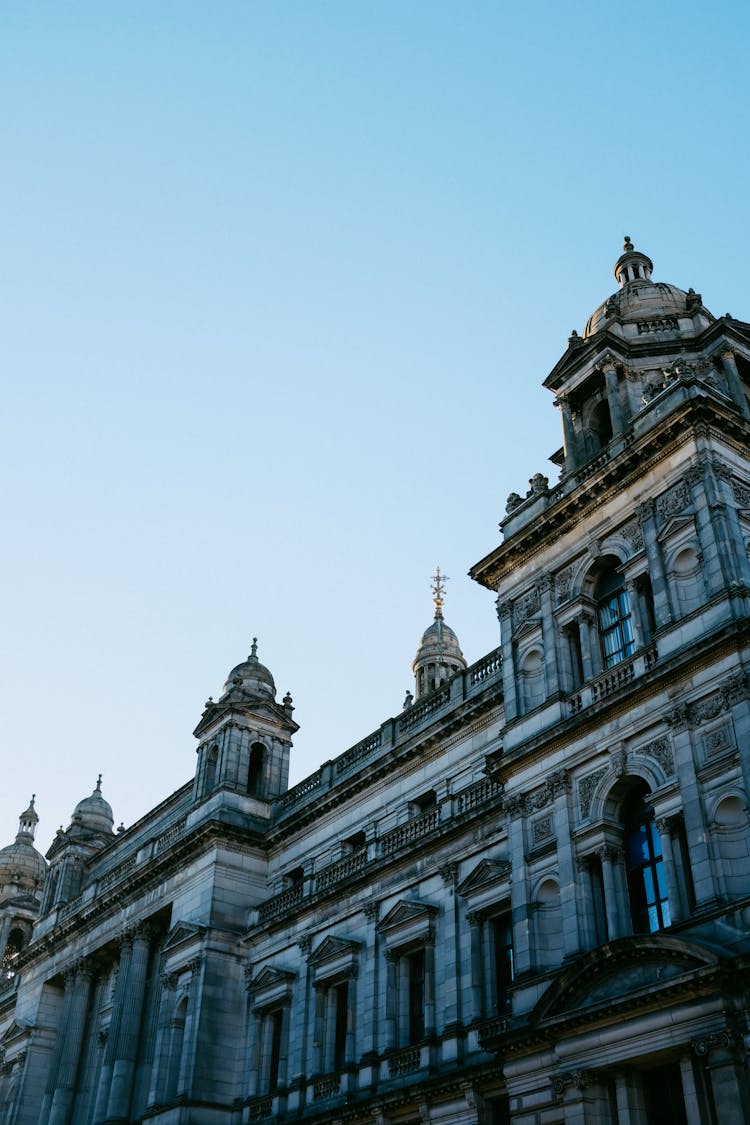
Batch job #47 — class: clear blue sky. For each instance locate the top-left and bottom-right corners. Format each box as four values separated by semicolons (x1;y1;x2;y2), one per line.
1;1;748;851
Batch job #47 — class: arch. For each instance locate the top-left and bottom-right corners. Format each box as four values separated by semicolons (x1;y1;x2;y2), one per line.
669;543;705;615
519;646;545;711
533;877;563;965
247;742;266;797
598;763;664;824
204;743;218;794
166;994;189;1101
710;789;748;826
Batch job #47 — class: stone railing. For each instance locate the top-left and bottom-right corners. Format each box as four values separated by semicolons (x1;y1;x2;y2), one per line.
468;648;501;686
567;645;659;716
97;855;138;892
454;776;504;815
257;882;304;924
336;729;382;775
388;1045;421;1077
276;770;322;812
315;848;367;892
313;1074;341;1100
399;686;451;733
380;809;440;857
246;1096;273;1119
155;817;187;854
476;1014;510;1046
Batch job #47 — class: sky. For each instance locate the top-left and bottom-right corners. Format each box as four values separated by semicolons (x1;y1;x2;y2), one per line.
1;1;748;853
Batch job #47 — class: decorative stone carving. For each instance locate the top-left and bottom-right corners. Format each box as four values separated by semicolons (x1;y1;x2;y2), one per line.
692;1029;736;1057
552;1069;594;1103
578;768;607;820
532;815;554;845
732;478;750;507
703;722;733;757
505;492;523;513
621;519;644;552
555;565;574;605
656;481;691;524
529;473;548;495
639;735;674;777
438;862;457;887
514;586;540;628
363;901;379;922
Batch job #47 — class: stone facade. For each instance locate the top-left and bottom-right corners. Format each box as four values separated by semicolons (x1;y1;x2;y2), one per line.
2;240;750;1124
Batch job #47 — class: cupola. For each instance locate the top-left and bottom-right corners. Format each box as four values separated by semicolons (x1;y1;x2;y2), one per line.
412;569;467;699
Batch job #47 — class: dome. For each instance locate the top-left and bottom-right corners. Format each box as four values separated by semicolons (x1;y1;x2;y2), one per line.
414;618;465;666
411;569;467;699
0;797;46;894
71;777;114;835
583;237;713;339
220;638;276;701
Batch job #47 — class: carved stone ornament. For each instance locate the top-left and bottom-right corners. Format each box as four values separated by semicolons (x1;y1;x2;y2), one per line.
529;472;549;496
656;481;691;525
552;1069;594;1103
578;767;608;821
692;1029;736;1057
639;735;675;777
532;814;554;845
703;722;733;757
621;518;644;552
732;478;750;508
363;900;380;922
667;673;749;732
514;586;541;629
555;565;574;605
438;862;458;887
505;491;523;513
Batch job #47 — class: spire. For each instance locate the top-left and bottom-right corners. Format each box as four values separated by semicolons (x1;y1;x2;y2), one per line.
431;567;448;620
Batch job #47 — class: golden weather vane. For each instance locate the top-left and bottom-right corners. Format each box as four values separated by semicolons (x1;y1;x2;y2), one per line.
431;567;449;619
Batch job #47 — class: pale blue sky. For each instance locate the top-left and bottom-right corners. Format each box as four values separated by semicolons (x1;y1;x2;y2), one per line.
1;2;748;850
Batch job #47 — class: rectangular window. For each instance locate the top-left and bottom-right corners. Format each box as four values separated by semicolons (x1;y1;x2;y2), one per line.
490;917;514;1013
268;1009;283;1091
407;949;425;1044
333;981;348;1071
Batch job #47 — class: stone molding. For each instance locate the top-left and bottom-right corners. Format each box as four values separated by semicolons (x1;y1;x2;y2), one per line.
665;672;749;732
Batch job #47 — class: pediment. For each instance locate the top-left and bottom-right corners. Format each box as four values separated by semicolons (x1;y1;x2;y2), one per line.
457;858;511;898
194;698;298;741
376;900;437;934
248;963;296;1011
162;922;206;953
656;514;695;544
308;935;360;967
514;616;542;641
1;1021;30;1046
248;964;296;991
535;935;719;1025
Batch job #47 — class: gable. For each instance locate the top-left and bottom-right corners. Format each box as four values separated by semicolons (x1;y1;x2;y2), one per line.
457;858;511;900
1;1021;30;1046
247;964;296;1010
376;899;438;951
162;922;206;954
308;935;361;982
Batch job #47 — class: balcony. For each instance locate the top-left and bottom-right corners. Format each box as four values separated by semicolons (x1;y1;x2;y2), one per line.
568;645;658;716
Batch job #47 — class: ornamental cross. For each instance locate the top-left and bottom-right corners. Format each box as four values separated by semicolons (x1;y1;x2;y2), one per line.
431;567;449;618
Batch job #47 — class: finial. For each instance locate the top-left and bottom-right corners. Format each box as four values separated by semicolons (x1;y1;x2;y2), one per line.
30;794;35;807
623;235;633;252
431;567;449;620
96;774;102;792
250;637;258;659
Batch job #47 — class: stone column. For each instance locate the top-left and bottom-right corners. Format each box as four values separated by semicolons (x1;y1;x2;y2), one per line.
624;580;645;649
323;986;337;1072
384;951;398;1050
260;1012;275;1090
467;913;484;1022
106;924;153;1121
679;1055;705;1125
614;1071;647;1123
598;845;622;940
602;359;625;436
397;956;410;1045
278;1004;291;1088
507;803;531;976
47;961;95;1125
423;934;436;1037
92;934;133;1124
552;775;579;957
664;714;717;906
497;599;518;723
556;396;579;473
686;462;737;598
636;500;672;627
345;971;357;1065
696;1032;750;1120
538;575;559;697
720;348;750;418
146;971;177;1108
311;984;325;1073
656;817;682;925
245;1005;261;1099
576;612;595;682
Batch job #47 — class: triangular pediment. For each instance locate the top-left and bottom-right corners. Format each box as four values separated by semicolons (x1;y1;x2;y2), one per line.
194;698;298;741
308;935;360;966
535;935;719;1025
514;616;541;640
457;858;511;898
248;964;295;990
162;922;206;953
1;1020;30;1046
656;514;695;543
376;899;437;935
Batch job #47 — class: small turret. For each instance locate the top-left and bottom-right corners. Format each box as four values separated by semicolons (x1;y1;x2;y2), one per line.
412;569;467;699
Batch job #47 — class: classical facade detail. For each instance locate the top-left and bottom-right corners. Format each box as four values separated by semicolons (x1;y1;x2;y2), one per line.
3;240;750;1125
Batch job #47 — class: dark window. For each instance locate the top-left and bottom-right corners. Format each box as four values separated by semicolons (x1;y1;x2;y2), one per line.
407;949;425;1044
596;568;636;669
590;398;613;452
247;743;265;796
204;745;218;792
623;786;670;933
268;1009;283;1091
491;917;514;1012
642;1063;688;1125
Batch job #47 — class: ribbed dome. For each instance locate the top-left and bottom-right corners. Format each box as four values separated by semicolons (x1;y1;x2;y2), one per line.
0;797;46;894
72;778;114;835
414;618;465;666
583;237;713;339
220;638;276;701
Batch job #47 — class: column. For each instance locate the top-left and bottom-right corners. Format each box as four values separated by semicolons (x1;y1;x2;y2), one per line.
245;1006;261;1099
467;914;484;1022
508;807;531;975
146;971;177;1108
553;777;580;957
556;396;579;473
665;717;717;906
92;935;133;1124
702;1035;750;1120
625;581;645;649
497;599;518;724
345;971;357;1065
686;462;735;598
323;986;338;1072
278;1004;291;1088
423;936;436;1037
720;348;750;419
48;961;95;1125
576;613;595;682
260;1012;275;1090
614;1071;647;1124
311;985;325;1073
656;818;683;925
598;845;623;940
635;500;672;627
538;575;560;696
679;1055;705;1125
397;956;409;1045
384;951;398;1049
106;924;152;1120
602;360;625;435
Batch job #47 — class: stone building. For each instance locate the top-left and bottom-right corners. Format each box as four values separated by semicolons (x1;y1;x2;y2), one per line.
2;239;750;1124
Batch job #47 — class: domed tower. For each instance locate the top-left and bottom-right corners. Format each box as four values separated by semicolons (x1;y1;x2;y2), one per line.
192;638;299;805
42;777;115;912
0;797;47;972
412;569;467;699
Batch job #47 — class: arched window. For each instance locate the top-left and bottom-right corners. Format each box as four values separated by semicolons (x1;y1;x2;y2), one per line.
623;784;670;933
589;398;613;452
520;648;544;711
247;742;265;796
596;565;635;669
166;996;188;1101
672;545;704;615
204;745;218;794
1;927;25;978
